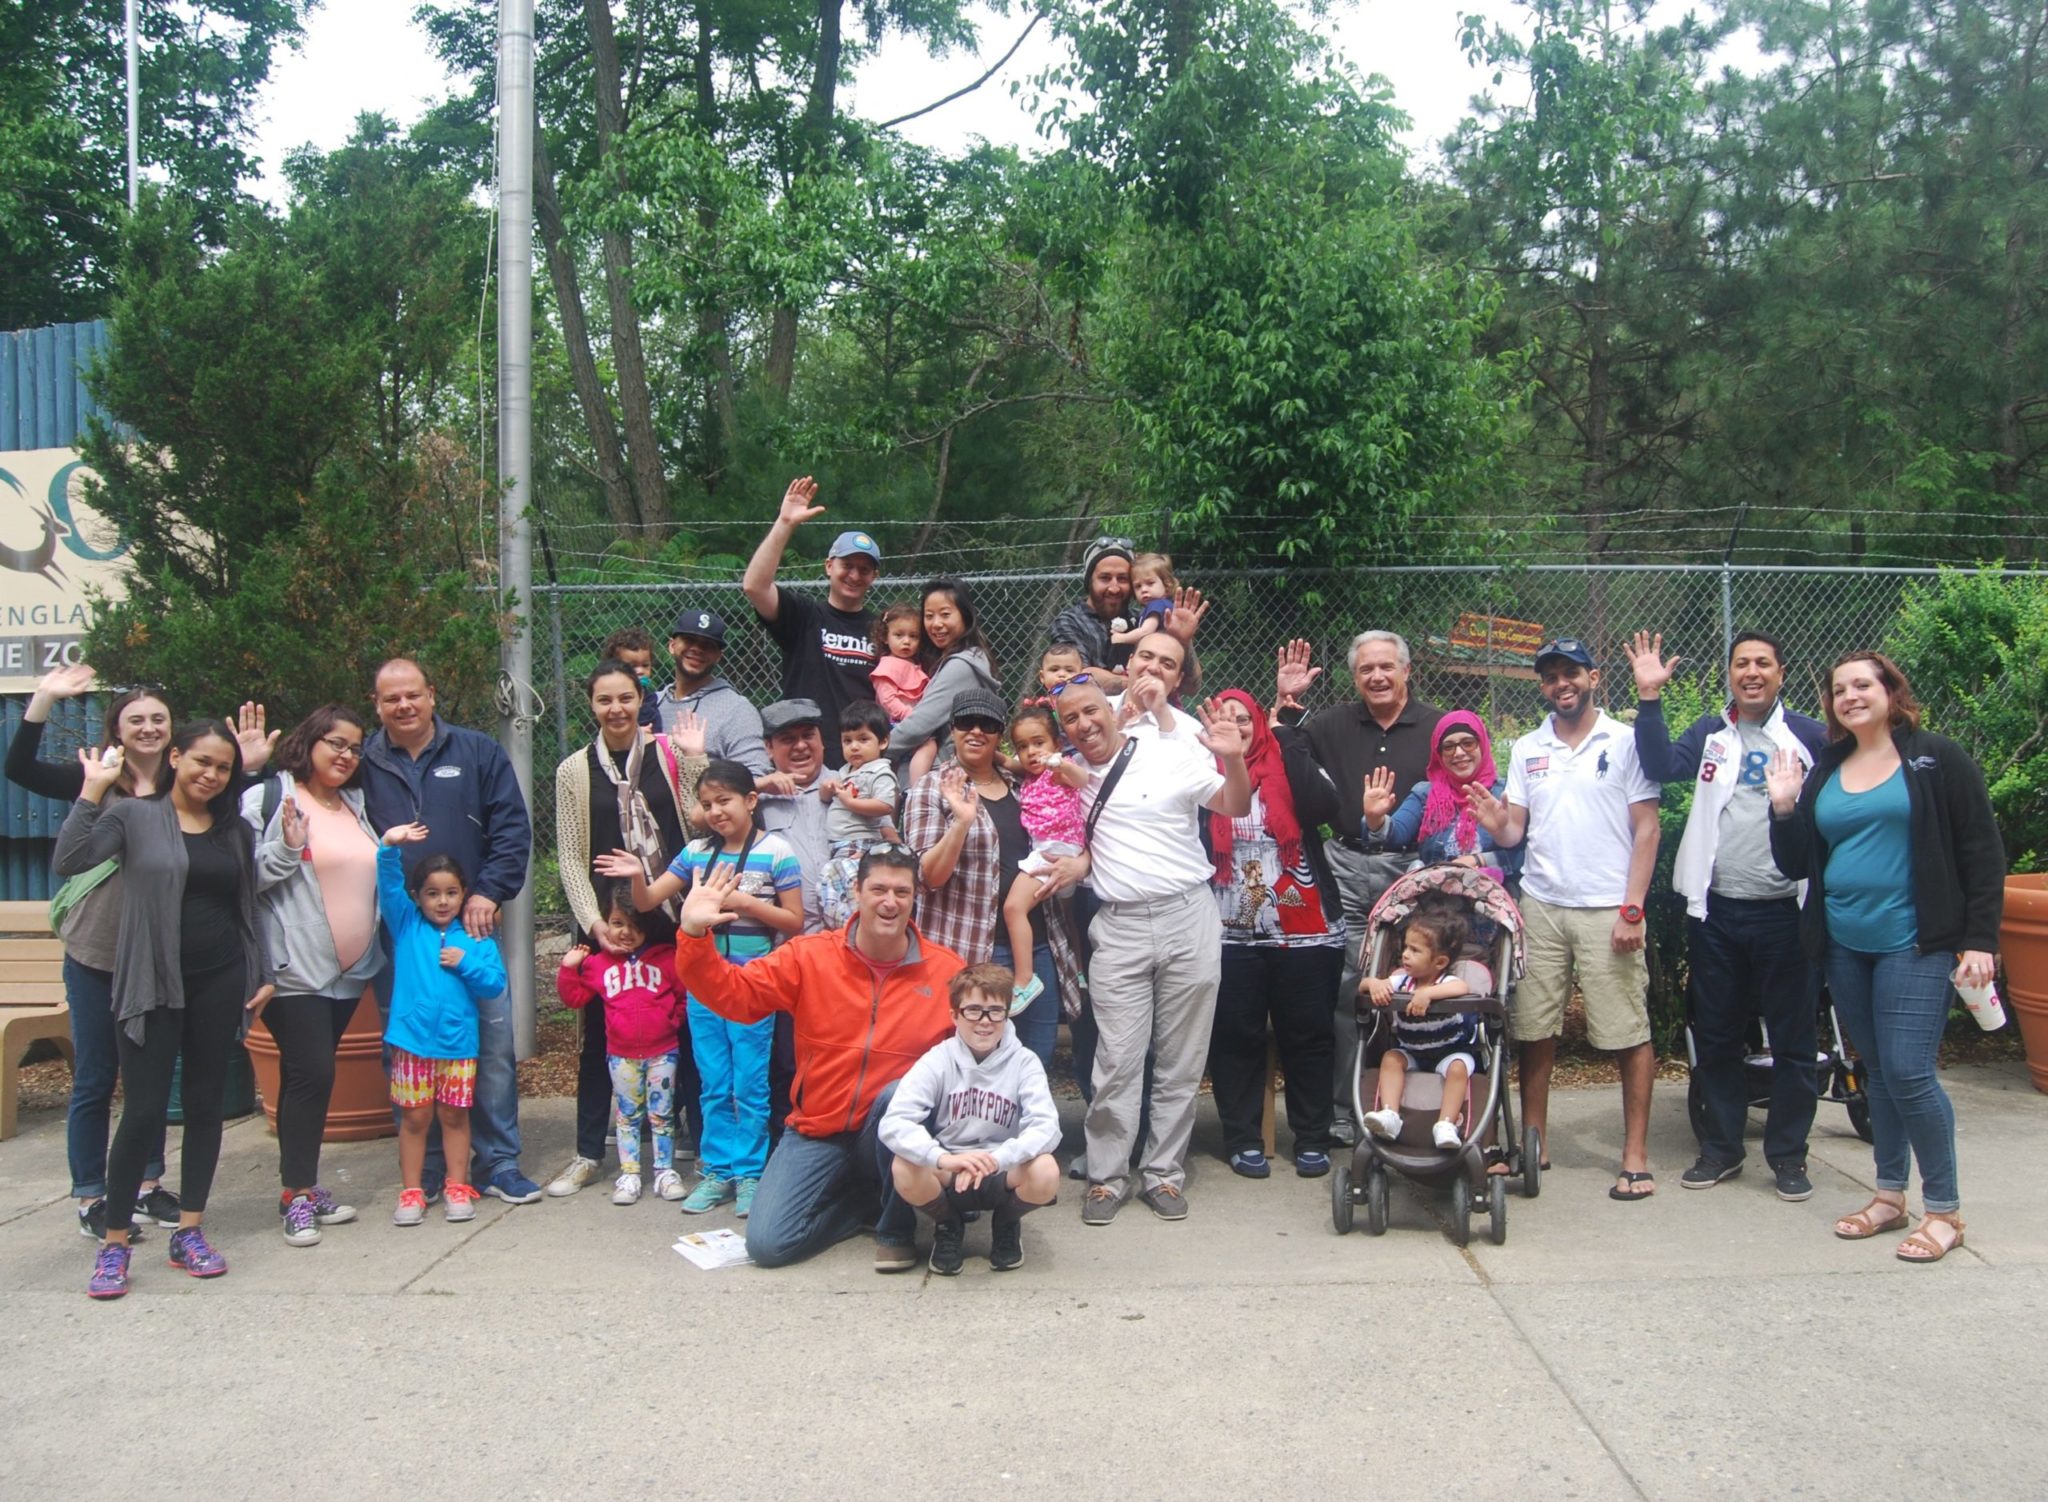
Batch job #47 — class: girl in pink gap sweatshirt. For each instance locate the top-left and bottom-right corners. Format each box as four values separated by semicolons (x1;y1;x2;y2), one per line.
557;882;685;1207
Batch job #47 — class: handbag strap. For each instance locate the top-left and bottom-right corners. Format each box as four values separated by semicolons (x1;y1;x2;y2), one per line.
1082;739;1138;848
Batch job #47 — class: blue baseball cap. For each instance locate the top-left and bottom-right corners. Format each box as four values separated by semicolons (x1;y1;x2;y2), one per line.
828;530;881;564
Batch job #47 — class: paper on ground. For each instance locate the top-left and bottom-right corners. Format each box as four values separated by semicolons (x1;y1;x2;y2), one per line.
674;1227;754;1269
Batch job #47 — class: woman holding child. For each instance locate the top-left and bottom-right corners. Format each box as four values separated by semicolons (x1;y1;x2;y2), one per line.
1203;689;1346;1180
902;692;1084;1071
887;577;1001;768
548;660;709;1198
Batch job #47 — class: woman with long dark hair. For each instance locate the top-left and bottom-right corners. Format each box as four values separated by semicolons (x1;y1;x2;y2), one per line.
241;705;385;1246
57;720;274;1298
1767;651;2004;1263
887;577;1002;768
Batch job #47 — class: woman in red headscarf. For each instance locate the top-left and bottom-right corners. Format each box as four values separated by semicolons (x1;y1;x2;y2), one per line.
1360;710;1523;887
1203;688;1348;1180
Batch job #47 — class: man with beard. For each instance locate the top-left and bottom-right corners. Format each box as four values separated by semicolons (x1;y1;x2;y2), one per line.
1048;536;1136;689
1467;639;1662;1202
742;477;880;751
651;610;770;775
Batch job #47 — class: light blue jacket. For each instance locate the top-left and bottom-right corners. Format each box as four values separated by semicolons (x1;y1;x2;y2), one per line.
377;845;506;1060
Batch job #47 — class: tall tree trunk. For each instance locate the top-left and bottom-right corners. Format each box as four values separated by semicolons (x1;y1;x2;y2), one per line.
534;136;635;530
585;0;671;535
765;0;845;396
696;12;737;485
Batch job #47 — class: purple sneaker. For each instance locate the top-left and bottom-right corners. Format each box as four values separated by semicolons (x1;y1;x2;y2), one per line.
166;1226;228;1278
88;1242;132;1300
281;1195;321;1247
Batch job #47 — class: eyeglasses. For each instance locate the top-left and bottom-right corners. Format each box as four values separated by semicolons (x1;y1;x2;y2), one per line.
1048;674;1095;697
1438;735;1481;754
955;1004;1010;1023
318;736;364;762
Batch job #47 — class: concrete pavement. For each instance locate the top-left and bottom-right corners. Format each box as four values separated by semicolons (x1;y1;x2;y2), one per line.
2;1062;2045;1499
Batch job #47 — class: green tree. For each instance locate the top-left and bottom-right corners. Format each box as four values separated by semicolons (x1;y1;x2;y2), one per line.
0;0;313;328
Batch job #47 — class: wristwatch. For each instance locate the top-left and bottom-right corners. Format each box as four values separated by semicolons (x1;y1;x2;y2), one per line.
1620;903;1644;924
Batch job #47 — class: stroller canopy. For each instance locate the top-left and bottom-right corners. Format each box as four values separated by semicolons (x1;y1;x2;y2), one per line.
1366;864;1526;984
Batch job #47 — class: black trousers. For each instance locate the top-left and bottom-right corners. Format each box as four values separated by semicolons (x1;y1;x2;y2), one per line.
261;992;359;1189
1690;895;1818;1168
1207;943;1342;1156
576;1002;703;1160
105;957;245;1232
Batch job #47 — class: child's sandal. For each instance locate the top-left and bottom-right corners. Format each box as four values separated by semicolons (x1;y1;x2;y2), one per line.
1896;1212;1964;1264
1833;1194;1908;1240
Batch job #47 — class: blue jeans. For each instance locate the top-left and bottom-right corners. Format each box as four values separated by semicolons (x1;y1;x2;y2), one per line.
1825;943;1959;1212
991;939;1059;1072
65;956;166;1198
390;980;523;1186
744;1080;909;1267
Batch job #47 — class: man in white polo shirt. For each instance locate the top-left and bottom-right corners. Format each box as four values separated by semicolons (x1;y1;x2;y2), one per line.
1052;677;1250;1225
1468;638;1663;1202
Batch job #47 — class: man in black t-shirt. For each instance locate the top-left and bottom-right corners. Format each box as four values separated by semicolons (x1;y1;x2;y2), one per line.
741;476;881;750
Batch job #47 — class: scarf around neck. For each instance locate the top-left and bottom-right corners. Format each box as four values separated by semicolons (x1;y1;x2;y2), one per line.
1419;710;1498;852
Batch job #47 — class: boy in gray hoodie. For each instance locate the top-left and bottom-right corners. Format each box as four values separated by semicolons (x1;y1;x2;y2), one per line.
880;962;1061;1274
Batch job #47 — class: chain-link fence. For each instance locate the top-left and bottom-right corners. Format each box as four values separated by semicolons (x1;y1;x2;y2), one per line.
525;559;2040;915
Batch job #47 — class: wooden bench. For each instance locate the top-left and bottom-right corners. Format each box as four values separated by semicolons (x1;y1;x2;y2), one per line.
1;899;73;1141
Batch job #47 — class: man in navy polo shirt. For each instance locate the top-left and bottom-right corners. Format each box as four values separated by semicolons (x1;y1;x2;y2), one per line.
1468;639;1663;1201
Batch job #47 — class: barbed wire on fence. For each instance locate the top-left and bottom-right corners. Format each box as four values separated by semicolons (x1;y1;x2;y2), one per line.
520;559;2040;914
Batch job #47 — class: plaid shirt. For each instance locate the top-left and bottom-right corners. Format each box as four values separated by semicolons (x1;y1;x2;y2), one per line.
902;769;1087;1016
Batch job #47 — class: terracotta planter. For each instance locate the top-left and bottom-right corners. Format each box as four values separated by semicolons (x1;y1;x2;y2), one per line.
246;986;395;1141
1998;874;2048;1095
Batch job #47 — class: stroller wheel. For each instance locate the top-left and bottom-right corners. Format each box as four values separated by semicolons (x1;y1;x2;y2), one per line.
1331;1160;1355;1235
1686;1072;1710;1145
1520;1126;1543;1200
1487;1175;1508;1245
1448;1176;1473;1247
1846;1093;1874;1145
1365;1165;1389;1237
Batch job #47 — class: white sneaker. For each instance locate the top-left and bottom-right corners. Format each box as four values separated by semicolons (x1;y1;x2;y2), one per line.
651;1168;685;1201
611;1173;642;1206
546;1155;602;1198
1363;1107;1403;1141
1432;1119;1463;1149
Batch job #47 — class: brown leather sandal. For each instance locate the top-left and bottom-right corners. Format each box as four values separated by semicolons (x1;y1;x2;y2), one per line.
1896;1212;1965;1263
1834;1194;1908;1240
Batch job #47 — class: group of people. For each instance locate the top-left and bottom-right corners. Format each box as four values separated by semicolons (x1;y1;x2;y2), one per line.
5;476;2007;1296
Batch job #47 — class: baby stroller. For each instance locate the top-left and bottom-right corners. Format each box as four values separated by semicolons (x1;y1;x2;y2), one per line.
1332;865;1535;1247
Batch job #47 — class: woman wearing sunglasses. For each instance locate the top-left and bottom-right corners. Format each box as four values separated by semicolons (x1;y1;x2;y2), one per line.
1360;711;1523;887
238;706;385;1245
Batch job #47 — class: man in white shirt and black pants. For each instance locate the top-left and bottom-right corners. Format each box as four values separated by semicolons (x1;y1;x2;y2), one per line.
1469;639;1663;1201
1051;678;1251;1225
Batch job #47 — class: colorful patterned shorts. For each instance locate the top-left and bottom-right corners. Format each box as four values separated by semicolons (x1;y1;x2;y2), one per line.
388;1049;477;1109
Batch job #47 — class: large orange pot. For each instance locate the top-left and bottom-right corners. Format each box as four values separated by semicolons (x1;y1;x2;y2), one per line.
246;986;395;1141
1998;874;2048;1095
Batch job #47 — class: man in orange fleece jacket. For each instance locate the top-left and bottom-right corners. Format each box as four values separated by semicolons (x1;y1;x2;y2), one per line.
673;845;958;1271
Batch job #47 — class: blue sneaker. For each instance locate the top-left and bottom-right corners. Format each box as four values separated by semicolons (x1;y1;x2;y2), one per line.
484;1169;543;1206
1294;1150;1332;1178
681;1172;733;1214
88;1242;132;1299
1229;1148;1271;1179
733;1177;760;1218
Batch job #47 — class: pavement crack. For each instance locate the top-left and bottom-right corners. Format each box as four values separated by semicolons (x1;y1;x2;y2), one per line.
1484;1281;1651;1501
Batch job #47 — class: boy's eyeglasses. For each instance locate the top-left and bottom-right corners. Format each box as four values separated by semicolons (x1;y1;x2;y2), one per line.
1048;674;1095;697
955;1004;1010;1023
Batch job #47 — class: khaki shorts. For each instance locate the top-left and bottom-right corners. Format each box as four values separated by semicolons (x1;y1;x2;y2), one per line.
1512;893;1650;1050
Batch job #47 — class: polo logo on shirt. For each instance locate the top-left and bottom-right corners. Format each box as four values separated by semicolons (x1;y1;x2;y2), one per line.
1596;750;1610;779
433;766;462;779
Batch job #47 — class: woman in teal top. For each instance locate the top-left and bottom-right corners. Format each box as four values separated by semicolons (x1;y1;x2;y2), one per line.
1768;652;2004;1265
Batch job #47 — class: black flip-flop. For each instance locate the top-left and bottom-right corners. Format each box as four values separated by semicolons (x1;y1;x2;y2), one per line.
1609;1170;1656;1202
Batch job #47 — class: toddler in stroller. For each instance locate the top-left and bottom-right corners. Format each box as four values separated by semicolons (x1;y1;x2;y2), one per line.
1360;908;1484;1151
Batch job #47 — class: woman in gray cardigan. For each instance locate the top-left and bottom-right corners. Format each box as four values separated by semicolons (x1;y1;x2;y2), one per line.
57;720;277;1300
241;706;385;1247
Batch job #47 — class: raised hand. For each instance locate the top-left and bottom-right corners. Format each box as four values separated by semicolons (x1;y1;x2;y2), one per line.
561;943;592;970
1166;586;1210;641
1764;747;1807;815
1275;639;1322;704
668;708;707;758
1626;630;1680;699
591;848;645;879
679;860;742;936
381;822;430;847
1195;698;1249;758
1462;779;1507;834
77;745;123;800
777;475;825;528
35;662;95;702
939;764;980;825
278;799;308;851
1360;766;1398;827
233;701;280;773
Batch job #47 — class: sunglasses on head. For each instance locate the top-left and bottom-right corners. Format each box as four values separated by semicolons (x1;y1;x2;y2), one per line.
1048;674;1095;697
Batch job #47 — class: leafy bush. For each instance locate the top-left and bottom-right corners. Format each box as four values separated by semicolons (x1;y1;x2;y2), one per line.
1884;568;2048;872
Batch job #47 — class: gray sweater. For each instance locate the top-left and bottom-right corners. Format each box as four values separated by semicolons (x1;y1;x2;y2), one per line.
56;795;270;1044
878;1026;1061;1170
654;677;771;775
240;773;386;998
888;647;999;757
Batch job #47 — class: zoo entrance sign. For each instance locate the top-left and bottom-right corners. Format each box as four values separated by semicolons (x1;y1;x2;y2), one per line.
0;448;129;693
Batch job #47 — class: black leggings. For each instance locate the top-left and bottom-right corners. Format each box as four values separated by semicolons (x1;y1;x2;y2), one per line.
262;993;359;1189
105;958;246;1233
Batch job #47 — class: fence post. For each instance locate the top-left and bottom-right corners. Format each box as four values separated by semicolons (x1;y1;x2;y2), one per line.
547;585;569;754
1721;562;1735;665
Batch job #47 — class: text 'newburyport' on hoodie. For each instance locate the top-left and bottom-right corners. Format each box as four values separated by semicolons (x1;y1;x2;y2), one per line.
877;1024;1061;1170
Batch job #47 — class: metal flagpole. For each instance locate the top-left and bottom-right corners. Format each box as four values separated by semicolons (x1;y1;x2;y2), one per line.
497;0;537;1057
126;0;139;209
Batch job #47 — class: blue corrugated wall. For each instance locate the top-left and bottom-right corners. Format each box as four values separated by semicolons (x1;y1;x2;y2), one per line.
2;320;110;899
